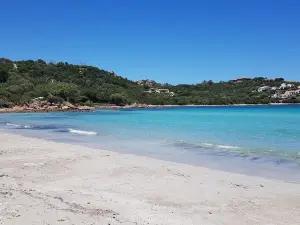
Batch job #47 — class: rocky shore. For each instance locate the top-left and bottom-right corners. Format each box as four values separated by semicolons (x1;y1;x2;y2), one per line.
0;101;174;113
1;101;299;114
0;98;95;113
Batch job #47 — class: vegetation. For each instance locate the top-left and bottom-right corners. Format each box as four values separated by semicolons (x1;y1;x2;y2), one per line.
0;58;300;107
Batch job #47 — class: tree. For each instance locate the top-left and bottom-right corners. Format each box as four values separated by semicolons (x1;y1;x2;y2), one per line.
36;59;46;64
0;99;12;108
0;70;9;83
47;95;64;104
44;82;79;102
109;93;129;106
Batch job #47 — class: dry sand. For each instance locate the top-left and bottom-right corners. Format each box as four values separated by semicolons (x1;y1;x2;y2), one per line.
0;132;299;225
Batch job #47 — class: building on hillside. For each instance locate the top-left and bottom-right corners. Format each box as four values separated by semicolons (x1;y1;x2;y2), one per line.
145;88;159;93
158;89;170;93
279;83;287;90
281;90;300;99
145;88;175;96
230;77;251;83
272;92;282;98
271;87;278;91
258;86;271;92
158;89;175;96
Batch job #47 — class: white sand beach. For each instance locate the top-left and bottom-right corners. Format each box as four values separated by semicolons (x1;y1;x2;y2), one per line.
0;132;300;225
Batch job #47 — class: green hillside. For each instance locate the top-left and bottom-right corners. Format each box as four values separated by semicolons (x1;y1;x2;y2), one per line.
1;58;300;107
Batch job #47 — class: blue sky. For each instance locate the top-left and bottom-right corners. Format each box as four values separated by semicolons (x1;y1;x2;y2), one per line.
1;0;300;84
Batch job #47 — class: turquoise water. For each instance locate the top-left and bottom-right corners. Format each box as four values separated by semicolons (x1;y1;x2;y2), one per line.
1;106;300;181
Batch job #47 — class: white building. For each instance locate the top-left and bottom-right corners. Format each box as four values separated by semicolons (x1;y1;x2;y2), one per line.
258;86;271;92
279;83;287;90
145;88;175;96
272;93;282;98
281;90;300;99
145;88;160;93
157;89;169;93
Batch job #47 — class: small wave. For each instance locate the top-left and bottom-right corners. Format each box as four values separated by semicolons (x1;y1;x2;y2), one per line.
216;145;240;150
5;123;66;130
16;124;59;130
67;128;97;136
201;143;214;147
6;122;21;127
172;141;240;151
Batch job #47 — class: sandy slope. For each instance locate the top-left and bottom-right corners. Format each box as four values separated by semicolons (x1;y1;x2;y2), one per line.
0;132;299;225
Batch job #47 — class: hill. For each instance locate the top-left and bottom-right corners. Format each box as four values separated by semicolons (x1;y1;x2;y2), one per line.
1;58;300;107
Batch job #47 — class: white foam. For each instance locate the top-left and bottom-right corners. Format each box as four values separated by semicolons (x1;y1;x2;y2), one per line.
6;123;20;127
217;145;240;150
68;128;97;136
201;143;214;147
23;125;32;128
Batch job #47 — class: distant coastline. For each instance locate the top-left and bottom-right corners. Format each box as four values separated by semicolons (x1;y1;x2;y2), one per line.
1;59;300;111
1;102;300;114
96;103;300;109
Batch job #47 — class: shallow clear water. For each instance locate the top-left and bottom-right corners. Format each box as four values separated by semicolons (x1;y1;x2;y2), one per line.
1;106;300;182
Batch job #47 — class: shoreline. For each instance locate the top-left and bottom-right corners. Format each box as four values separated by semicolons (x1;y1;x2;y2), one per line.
1;102;300;114
3;127;300;183
0;132;300;224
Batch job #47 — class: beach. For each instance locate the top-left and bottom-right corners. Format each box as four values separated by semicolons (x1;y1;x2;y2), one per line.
0;132;299;225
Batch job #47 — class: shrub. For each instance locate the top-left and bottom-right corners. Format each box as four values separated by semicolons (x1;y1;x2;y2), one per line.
0;99;12;108
47;95;64;104
109;93;129;106
0;70;9;83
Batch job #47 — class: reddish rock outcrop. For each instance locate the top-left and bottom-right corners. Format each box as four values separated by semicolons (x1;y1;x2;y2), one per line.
0;98;95;113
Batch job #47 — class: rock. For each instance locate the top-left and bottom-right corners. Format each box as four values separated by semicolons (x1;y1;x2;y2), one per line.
62;106;69;110
1;98;96;113
66;103;77;109
12;106;24;112
48;106;58;111
30;103;39;109
40;101;48;106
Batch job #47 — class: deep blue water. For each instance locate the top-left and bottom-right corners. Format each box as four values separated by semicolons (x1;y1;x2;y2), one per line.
1;105;300;181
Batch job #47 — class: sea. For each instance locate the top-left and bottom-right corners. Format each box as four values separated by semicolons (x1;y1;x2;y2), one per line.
1;105;300;182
